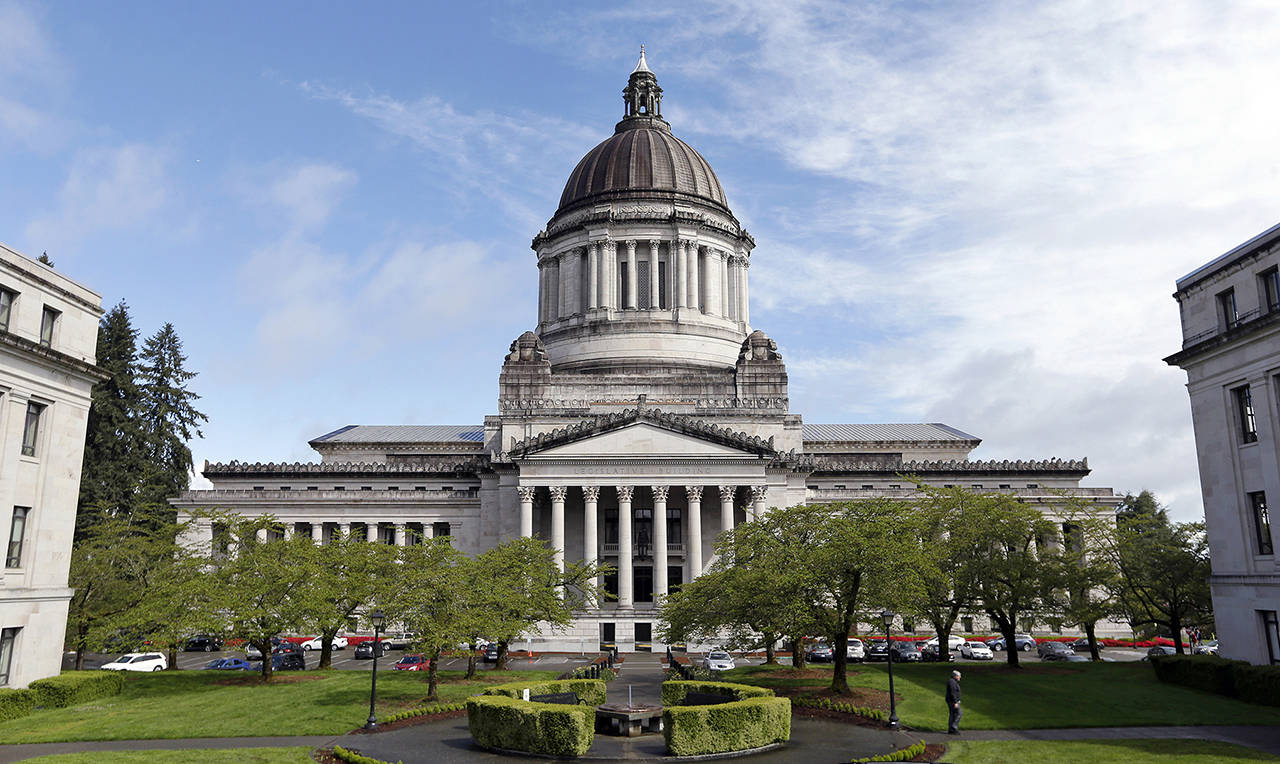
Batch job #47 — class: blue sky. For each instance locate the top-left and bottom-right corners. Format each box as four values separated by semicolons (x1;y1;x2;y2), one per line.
4;1;1279;520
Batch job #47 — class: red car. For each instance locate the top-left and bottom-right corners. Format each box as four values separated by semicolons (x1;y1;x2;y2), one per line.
393;654;431;671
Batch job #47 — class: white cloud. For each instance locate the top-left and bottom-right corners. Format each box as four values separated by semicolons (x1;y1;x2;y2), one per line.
0;1;69;150
528;0;1280;519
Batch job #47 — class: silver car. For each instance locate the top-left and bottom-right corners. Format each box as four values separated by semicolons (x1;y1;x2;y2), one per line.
845;638;866;662
701;650;736;671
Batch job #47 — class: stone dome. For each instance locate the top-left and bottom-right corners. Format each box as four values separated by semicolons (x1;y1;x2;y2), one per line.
557;127;729;213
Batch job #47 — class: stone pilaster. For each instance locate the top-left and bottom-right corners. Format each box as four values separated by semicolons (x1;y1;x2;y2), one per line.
549;485;567;573
518;486;535;538
648;240;661;309
653;486;669;599
617;486;634;607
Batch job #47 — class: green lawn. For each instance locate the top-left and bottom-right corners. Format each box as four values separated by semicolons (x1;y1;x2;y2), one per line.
23;749;317;763
0;669;558;743
943;739;1279;763
724;662;1280;732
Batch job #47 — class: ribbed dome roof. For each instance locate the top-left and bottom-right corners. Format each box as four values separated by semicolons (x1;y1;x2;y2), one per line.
558;127;728;213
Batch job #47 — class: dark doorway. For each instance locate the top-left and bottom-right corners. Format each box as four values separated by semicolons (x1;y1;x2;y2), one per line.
668;566;683;594
635;565;654;603
635;622;652;652
600;622;616;651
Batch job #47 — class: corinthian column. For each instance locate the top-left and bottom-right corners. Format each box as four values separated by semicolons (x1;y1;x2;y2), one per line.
648;240;661;309
588;242;599;310
604;241;617;309
719;251;730;318
688;243;701;310
617;486;634;607
625;240;638;309
549;486;567;574
653;486;669;599
676;240;689;309
518;486;535;538
687;486;704;577
704;249;722;316
740;255;751;325
582;486;600;602
718;485;735;536
751;485;768;520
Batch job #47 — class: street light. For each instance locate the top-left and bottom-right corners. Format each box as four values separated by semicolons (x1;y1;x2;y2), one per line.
365;609;386;731
880;609;900;729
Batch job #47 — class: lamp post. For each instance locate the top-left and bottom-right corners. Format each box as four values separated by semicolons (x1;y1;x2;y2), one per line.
881;609;900;729
365;609;386;731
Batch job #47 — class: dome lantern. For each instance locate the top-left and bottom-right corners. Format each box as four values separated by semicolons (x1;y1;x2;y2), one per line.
619;45;666;131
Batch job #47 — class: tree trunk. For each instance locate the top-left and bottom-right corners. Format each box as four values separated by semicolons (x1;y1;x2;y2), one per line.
1171;615;1185;654
995;617;1020;668
75;624;88;670
936;625;952;663
496;639;510;670
465;640;478;679
789;637;806;670
319;625;340;669
167;645;178;670
258;640;274;680
830;623;852;695
427;647;442;701
1085;622;1100;661
764;633;777;665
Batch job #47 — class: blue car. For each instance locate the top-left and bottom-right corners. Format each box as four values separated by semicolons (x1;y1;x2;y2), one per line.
201;658;253;671
986;634;1037;652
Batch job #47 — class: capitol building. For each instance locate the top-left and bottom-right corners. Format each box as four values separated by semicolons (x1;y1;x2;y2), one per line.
174;53;1120;650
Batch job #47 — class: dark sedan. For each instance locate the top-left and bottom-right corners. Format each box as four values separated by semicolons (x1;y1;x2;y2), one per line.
1071;637;1104;652
270;653;306;670
355;640;390;659
865;641;890;662
1036;641;1073;659
483;643;500;663
184;635;223;652
1142;645;1178;660
805;644;835;663
1043;652;1090;662
890;642;922;662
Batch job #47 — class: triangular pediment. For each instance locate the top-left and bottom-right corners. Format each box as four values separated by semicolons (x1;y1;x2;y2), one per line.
532;422;757;459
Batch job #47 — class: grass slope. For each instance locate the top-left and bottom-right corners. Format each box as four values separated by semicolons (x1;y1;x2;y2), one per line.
0;669;558;743
944;739;1280;763
725;663;1280;732
23;749;317;763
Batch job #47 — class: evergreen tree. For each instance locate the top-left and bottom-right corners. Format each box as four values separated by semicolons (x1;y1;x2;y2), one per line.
77;302;144;538
137;323;207;514
37;252;54;266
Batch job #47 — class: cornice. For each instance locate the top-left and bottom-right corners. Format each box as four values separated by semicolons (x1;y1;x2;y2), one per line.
203;457;489;477
811;457;1090;475
0;330;108;382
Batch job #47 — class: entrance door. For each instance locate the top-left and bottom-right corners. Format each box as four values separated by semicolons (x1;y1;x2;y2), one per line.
635;565;654;603
600;622;616;651
635;622;652;652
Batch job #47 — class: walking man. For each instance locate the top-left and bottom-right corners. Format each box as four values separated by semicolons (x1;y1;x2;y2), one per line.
946;670;962;734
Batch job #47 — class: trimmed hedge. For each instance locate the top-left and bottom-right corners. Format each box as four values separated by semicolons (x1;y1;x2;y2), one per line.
481;678;607;707
467;695;594;757
29;671;125;709
332;745;401;764
855;740;926;762
660;679;774;707
381;701;465;724
663;696;792;756
793;695;887;722
1151;655;1280;707
0;688;36;722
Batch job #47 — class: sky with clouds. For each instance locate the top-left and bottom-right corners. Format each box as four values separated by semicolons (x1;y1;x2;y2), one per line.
3;0;1278;520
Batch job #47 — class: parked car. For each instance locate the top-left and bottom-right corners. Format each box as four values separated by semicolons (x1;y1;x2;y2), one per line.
1037;641;1074;659
200;658;254;671
960;641;994;660
1043;651;1091;662
301;635;349;651
1142;645;1178;660
920;642;954;662
921;635;966;652
184;635;223;652
845;638;866;662
483;643;500;663
702;651;736;671
101;653;168;672
393;654;430;671
987;634;1037;652
270;652;306;671
355;640;390;659
273;642;304;656
384;632;417;650
1194;640;1219;655
805;643;835;663
866;641;890;662
1070;637;1105;652
890;642;922;662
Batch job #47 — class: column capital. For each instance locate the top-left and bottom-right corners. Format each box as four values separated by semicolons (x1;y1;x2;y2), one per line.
652;485;670;501
686;485;704;501
617;485;635;501
604;240;617;254
648;239;661;250
624;239;637;251
517;486;537;501
751;485;769;501
582;485;601;501
717;485;736;500
549;485;568;500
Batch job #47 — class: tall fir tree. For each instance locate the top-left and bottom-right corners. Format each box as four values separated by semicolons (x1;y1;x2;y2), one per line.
137;323;207;519
77;302;145;539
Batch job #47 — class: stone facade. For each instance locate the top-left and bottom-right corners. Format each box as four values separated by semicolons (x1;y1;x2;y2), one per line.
1166;222;1280;665
0;244;103;687
174;54;1122;650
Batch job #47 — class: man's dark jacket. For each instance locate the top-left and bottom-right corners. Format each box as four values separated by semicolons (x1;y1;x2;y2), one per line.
946;677;961;705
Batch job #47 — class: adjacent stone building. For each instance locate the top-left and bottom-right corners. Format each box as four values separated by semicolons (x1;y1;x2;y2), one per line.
0;244;103;687
175;53;1121;650
1166;222;1280;665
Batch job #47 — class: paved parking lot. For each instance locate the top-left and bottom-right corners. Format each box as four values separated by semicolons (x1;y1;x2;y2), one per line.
65;649;601;673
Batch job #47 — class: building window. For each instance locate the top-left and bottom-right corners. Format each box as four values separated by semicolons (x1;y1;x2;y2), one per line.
638;261;651;308
21;402;43;457
666;508;682;545
833;484;846;490
962;616;974;633
0;627;18;686
971;484;983;489
668;566;683;594
333;486;344;491
1026;483;1039;489
279;486;291;491
0;288;15;332
604;509;618;544
1261;267;1280;313
658;261;668;308
388;486;398;491
39;306;59;348
307;486;318;491
1263;611;1280;665
360;486;372;491
1234;385;1259;444
6;508;28;568
252;486;264;491
861;484;874;490
1218;288;1239;329
619;263;629;307
1250;491;1274;555
889;484;901;489
415;486;426;491
999;484;1011;489
432;522;451;538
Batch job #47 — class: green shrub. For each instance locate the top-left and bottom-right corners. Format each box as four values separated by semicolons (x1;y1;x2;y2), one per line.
855;740;926;762
660;680;773;707
1232;664;1280;707
1150;655;1242;696
381;701;465;724
29;671;125;709
467;695;594;757
663;696;791;756
792;695;886;722
0;688;36;722
332;745;401;764
481;678;607;707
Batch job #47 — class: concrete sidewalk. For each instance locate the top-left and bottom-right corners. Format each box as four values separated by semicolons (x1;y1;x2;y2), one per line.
0;736;343;763
917;725;1280;756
